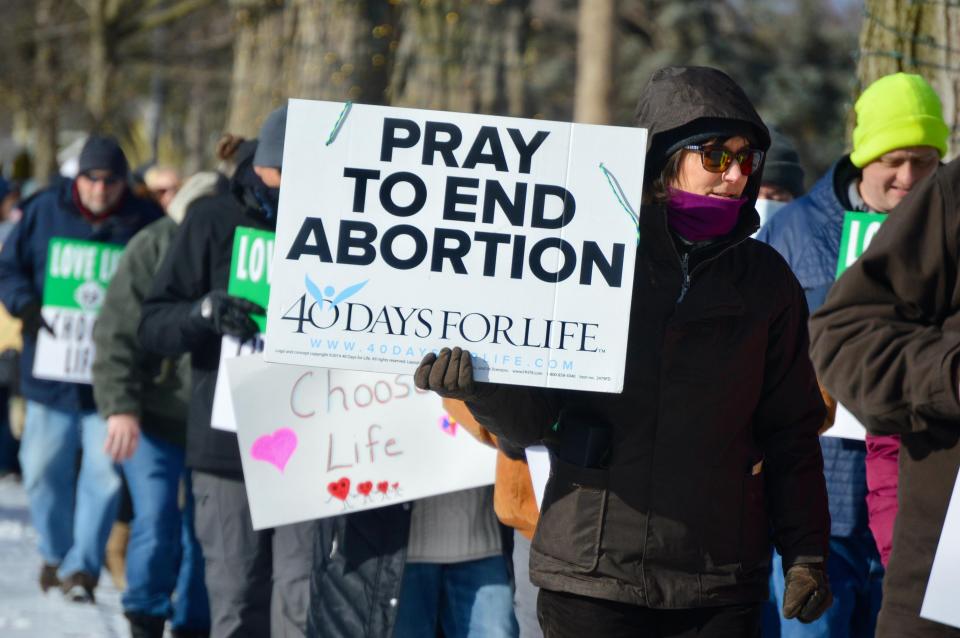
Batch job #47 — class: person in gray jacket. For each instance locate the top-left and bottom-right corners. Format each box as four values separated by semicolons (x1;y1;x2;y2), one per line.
93;172;221;638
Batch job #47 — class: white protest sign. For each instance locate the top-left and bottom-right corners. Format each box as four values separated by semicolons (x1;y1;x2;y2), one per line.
920;467;960;629
209;227;273;431
228;355;497;529
823;403;866;441
211;335;263;432
264;100;645;393
525;445;550;510
33;238;124;383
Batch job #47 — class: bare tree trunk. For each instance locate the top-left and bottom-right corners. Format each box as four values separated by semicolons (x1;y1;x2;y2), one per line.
86;0;113;130
33;0;61;186
388;0;529;116
285;0;397;104
856;0;960;158
225;1;291;136
574;0;615;124
183;72;209;175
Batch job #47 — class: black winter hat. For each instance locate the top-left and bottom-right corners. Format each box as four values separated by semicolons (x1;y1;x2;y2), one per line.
761;127;805;198
77;135;129;179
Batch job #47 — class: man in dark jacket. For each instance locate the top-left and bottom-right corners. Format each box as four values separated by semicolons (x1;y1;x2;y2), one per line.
757;72;948;638
93;172;221;638
139;107;316;638
809;157;960;638
415;66;830;634
0;136;162;601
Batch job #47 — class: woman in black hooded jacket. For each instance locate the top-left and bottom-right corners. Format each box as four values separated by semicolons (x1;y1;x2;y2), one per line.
415;66;833;637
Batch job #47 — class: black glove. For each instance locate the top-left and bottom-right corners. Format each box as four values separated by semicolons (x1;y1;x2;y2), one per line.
783;562;832;623
18;300;54;340
189;291;264;342
414;347;478;399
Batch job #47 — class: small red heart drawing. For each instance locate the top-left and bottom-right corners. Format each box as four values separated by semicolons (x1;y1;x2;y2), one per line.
440;415;458;436
391;482;400;490
376;481;389;494
327;478;351;501
357;481;373;496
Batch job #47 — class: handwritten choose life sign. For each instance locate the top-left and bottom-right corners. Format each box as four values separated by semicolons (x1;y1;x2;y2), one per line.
34;238;124;383
227;355;496;529
825;211;887;441
263;100;646;393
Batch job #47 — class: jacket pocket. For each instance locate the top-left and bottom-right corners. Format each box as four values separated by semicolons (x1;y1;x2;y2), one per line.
532;454;608;572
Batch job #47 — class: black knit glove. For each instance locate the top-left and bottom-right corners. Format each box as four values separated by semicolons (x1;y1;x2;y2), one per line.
783;563;832;623
414;347;478;399
18;300;54;340
188;291;264;342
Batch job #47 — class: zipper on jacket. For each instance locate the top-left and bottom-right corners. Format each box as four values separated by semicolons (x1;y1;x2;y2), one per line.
676;252;691;304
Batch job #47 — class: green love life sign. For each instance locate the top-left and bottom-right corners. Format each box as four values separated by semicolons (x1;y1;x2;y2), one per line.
835;211;886;279
42;238;125;312
228;227;275;331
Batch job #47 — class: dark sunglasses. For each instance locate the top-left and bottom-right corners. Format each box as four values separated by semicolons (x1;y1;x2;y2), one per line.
683;144;765;176
81;172;123;186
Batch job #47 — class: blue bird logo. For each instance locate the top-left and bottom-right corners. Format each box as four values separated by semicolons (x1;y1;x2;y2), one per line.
305;275;368;310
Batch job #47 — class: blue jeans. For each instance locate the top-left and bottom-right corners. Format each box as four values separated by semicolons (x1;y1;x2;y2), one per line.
122;432;209;631
769;536;883;638
19;400;121;578
394;555;518;638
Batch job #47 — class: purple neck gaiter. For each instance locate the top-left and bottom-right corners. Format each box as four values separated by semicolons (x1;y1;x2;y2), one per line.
666;188;746;242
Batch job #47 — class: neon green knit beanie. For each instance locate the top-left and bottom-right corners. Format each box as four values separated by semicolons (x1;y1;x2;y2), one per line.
850;73;949;168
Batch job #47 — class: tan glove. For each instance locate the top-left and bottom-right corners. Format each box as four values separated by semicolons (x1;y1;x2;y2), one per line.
783;563;833;623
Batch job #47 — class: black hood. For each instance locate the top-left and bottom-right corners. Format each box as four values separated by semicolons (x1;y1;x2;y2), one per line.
230;141;279;231
634;66;771;233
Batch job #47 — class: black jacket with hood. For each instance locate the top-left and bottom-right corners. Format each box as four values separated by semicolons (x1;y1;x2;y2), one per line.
464;66;830;608
138;148;275;478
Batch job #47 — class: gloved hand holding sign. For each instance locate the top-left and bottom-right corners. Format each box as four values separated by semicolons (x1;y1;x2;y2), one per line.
189;290;264;343
414;347;479;400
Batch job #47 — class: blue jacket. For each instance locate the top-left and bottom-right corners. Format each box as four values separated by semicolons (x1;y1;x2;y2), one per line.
0;178;162;412
757;156;870;539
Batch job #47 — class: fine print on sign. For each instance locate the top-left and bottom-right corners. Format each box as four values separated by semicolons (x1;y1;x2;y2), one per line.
33;238;124;384
824;211;887;440
264;100;646;393
228;355;496;529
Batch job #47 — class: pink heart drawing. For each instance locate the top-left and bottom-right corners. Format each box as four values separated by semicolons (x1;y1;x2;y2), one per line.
251;428;298;473
440;415;458;437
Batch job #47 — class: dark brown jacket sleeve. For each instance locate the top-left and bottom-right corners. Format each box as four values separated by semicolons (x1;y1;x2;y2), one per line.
809;160;960;433
464;384;562;448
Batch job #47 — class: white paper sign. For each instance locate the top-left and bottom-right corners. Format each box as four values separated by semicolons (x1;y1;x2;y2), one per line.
263;100;645;393
525;445;550;510
210;335;263;432
228;355;497;529
823;403;866;441
920;467;960;628
32;309;97;383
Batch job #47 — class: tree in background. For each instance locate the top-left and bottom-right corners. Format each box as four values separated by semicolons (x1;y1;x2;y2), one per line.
1;0;862;184
857;0;960;158
226;0;398;136
528;0;859;181
387;0;529;116
574;0;615;124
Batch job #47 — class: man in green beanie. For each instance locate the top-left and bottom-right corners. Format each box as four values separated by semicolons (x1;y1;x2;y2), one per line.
756;72;948;638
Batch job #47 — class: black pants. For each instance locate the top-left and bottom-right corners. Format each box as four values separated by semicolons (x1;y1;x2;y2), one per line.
537;589;762;638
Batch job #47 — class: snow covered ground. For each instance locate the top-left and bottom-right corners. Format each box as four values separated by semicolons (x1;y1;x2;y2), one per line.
0;474;129;637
